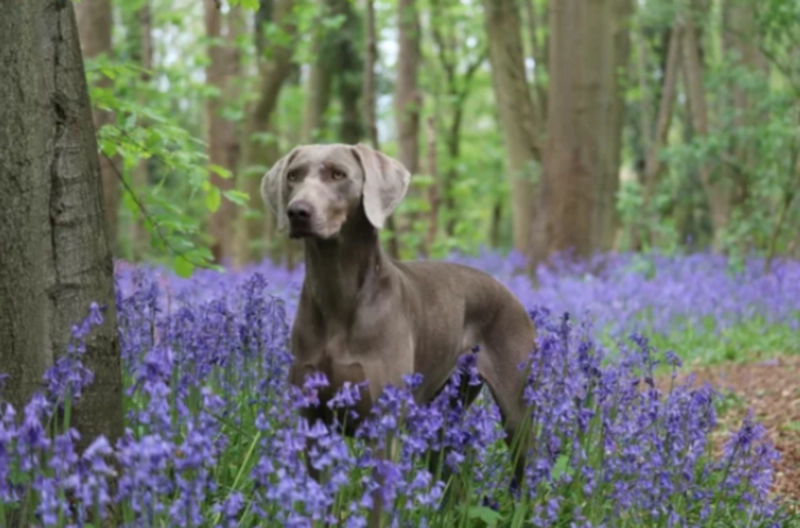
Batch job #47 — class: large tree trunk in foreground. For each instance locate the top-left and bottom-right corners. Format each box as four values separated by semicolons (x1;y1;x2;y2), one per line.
0;0;123;447
205;0;243;264
483;0;542;258
235;0;296;267
75;0;120;254
540;0;632;259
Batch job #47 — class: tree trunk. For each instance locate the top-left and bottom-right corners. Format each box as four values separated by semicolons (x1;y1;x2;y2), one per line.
722;0;768;210
364;0;380;151
0;0;123;447
443;108;463;237
302;0;340;143
644;21;681;203
336;0;365;145
541;0;632;260
364;0;400;258
130;0;153;261
75;0;120;255
681;11;730;249
302;60;333;142
523;0;549;121
424;117;440;253
235;0;296;267
633;19;682;249
483;0;542;258
395;0;421;176
590;0;633;250
205;0;243;265
395;0;422;254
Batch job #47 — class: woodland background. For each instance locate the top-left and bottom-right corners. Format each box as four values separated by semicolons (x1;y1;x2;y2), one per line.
2;1;800;524
72;0;800;275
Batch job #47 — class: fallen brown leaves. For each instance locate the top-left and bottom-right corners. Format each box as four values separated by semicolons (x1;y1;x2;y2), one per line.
658;355;800;512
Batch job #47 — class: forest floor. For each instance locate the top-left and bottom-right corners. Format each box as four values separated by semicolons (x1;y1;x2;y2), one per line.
659;354;800;511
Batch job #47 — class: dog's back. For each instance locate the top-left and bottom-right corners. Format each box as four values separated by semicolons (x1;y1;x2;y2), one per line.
394;260;536;403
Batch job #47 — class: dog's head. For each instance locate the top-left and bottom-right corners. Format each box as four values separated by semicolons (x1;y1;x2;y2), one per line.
261;143;411;239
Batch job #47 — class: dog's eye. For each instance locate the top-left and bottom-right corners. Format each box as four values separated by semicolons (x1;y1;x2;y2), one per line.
287;170;300;182
331;170;347;181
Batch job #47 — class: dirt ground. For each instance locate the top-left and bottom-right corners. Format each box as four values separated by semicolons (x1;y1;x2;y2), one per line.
659;355;800;512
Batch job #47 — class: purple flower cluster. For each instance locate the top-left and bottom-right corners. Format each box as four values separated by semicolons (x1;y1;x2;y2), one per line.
446;248;800;340
0;250;794;527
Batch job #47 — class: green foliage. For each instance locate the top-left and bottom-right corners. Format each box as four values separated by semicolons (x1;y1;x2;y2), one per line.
86;55;224;273
620;0;800;259
83;0;800;271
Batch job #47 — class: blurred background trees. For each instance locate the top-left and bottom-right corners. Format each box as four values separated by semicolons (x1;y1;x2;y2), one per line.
74;0;800;273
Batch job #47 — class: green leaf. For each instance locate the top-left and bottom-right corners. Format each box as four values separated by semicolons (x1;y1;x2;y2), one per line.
206;186;222;213
174;256;195;278
468;506;503;527
551;454;573;481
209;164;233;179
223;190;250;206
240;0;260;9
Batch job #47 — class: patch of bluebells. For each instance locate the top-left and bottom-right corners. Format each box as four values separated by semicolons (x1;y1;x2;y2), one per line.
0;252;793;526
445;248;800;340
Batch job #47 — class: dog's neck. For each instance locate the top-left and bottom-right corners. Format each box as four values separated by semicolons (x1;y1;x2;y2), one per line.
302;210;392;322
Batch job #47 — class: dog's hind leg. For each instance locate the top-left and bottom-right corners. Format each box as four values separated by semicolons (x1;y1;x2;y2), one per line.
477;306;537;489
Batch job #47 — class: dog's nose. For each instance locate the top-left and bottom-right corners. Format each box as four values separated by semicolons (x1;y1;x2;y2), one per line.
287;201;312;222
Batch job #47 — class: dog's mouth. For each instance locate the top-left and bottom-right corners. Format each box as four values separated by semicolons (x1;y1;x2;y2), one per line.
289;222;333;240
289;218;345;240
288;226;315;239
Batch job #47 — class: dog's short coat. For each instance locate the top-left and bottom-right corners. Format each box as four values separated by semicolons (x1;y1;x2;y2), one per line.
262;143;536;521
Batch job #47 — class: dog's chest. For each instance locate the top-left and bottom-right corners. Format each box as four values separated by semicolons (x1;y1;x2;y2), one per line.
292;315;359;364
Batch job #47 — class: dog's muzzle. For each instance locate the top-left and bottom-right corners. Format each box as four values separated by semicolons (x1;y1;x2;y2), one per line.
287;200;315;238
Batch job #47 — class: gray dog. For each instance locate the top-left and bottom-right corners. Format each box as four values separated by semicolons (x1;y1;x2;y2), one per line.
261;143;536;510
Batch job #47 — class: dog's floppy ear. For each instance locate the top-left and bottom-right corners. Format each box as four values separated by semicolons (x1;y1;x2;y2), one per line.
261;147;299;232
351;143;411;229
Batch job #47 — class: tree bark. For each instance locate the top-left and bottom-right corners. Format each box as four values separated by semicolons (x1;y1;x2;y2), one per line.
482;0;542;258
75;0;120;254
235;0;296;267
681;10;730;249
541;0;632;259
0;0;123;447
395;0;421;176
205;0;243;264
